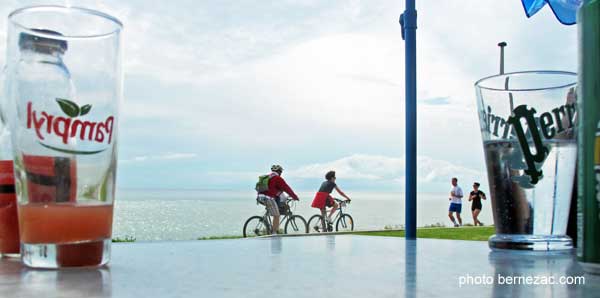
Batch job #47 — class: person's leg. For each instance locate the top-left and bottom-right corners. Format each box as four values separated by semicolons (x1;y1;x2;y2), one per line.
320;208;327;231
472;209;477;225
448;211;456;225
272;215;280;232
473;209;481;225
456;211;462;226
328;201;338;220
266;197;280;234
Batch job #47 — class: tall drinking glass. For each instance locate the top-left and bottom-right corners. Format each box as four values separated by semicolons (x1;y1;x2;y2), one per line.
474;71;577;251
2;6;122;268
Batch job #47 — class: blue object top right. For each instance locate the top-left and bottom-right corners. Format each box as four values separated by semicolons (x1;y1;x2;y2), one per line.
521;0;582;25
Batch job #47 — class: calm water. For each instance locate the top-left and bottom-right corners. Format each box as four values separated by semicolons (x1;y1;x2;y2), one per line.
112;190;494;241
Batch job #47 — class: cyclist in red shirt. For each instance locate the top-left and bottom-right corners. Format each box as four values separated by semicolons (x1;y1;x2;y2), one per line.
257;165;299;234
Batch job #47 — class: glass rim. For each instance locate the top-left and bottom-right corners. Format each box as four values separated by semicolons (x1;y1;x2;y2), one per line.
8;5;123;40
474;70;576;92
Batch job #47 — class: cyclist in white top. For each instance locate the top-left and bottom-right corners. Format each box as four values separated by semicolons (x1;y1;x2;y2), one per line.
448;177;463;227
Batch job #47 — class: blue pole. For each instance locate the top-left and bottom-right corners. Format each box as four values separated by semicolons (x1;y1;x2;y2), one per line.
401;0;417;240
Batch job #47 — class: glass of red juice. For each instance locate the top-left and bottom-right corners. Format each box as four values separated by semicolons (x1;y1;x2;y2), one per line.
4;6;123;268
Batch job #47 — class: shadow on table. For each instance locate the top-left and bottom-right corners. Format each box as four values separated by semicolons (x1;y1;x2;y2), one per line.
405;240;417;298
0;257;111;297
271;237;282;255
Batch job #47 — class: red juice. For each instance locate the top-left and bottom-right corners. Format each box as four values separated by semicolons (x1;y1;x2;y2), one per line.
0;160;19;255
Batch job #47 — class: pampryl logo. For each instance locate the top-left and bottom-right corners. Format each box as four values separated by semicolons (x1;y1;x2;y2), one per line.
482;99;577;188
27;98;114;155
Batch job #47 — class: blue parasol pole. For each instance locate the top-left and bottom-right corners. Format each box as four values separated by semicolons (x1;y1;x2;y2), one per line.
400;0;417;240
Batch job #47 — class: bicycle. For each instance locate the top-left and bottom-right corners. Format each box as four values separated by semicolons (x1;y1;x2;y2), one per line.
243;197;308;237
308;198;354;233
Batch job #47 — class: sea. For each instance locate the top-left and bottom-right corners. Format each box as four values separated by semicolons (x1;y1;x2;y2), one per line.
112;189;494;241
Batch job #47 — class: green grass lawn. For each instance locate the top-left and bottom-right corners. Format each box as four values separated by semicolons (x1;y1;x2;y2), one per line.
112;236;136;243
354;226;495;241
113;226;495;242
197;235;244;240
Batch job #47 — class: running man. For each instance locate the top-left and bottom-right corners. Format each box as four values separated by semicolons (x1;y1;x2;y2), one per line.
448;177;463;227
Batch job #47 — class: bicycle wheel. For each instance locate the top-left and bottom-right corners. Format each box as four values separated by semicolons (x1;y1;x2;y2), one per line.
308;214;327;233
336;214;354;232
284;215;308;235
243;216;270;237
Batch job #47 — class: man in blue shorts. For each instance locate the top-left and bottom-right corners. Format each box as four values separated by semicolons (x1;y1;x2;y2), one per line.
448;177;463;227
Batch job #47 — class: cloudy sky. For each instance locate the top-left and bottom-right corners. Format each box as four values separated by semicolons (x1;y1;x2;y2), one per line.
0;0;577;192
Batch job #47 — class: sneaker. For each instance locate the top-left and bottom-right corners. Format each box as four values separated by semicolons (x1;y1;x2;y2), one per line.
454;224;459;228
479;222;484;226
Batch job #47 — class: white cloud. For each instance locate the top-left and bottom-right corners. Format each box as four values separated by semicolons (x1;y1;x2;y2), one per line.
0;1;577;189
120;152;197;164
416;156;483;184
290;154;399;180
205;170;263;180
288;154;484;185
162;153;197;160
133;156;147;162
109;0;575;158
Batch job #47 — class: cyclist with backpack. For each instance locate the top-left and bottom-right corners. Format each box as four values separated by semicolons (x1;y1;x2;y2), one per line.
256;165;300;234
311;170;351;225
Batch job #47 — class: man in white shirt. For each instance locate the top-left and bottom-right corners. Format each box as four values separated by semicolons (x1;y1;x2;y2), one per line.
448;177;463;227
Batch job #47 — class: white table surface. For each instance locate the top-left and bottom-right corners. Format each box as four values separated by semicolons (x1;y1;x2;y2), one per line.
1;235;599;298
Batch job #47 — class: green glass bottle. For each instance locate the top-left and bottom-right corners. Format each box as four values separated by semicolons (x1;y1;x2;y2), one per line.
577;0;600;275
